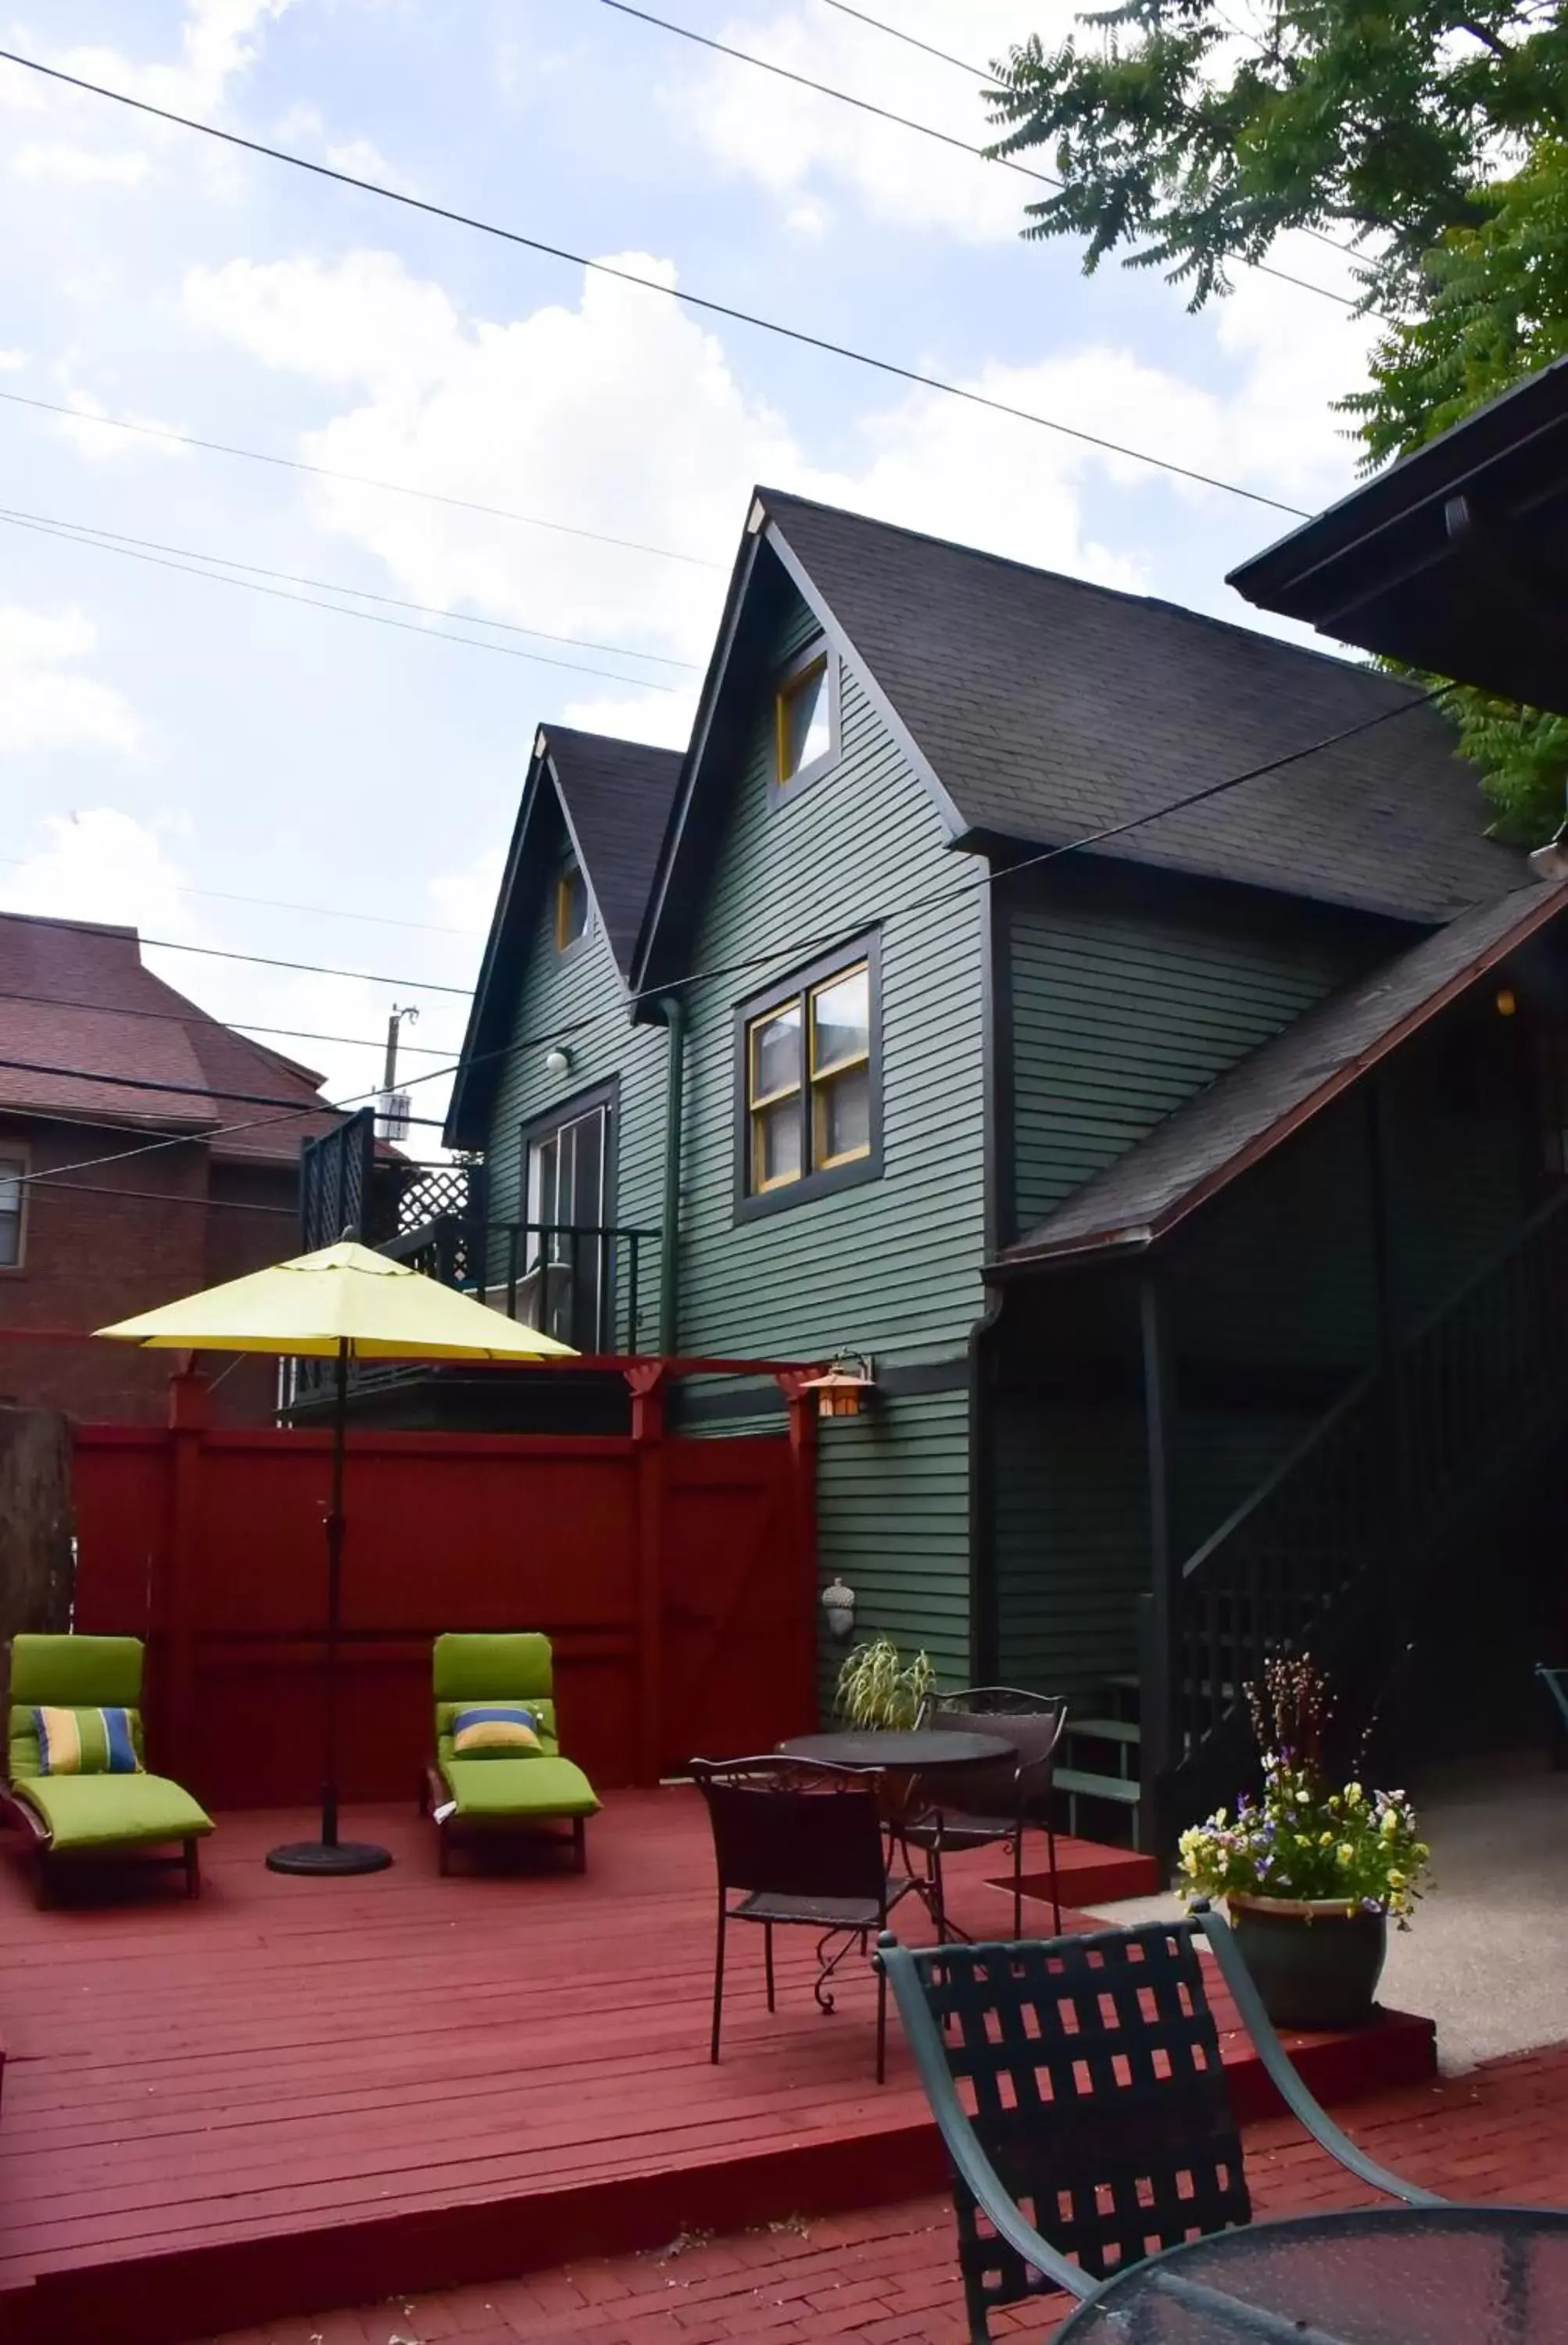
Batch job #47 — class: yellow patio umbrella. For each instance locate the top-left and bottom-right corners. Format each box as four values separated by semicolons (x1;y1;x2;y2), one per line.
98;1240;575;1877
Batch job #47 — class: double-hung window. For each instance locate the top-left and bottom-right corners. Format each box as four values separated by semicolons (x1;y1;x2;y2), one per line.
738;941;880;1216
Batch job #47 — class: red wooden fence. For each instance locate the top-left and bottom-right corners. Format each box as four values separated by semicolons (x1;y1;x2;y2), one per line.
70;1372;819;1807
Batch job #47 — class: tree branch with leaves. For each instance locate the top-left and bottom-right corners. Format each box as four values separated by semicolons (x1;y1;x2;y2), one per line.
986;0;1568;834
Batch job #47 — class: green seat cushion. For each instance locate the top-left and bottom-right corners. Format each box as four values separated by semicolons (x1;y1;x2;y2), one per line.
439;1754;600;1821
15;1772;213;1852
10;1634;144;1708
432;1633;554;1704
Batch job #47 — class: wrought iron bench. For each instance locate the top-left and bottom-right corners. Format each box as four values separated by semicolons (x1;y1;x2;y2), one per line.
877;1904;1442;2341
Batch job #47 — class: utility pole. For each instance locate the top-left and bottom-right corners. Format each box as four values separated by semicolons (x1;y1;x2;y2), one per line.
376;1004;418;1142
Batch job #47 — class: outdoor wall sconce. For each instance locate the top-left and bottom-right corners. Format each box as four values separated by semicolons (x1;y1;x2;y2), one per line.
1495;986;1518;1018
544;1045;573;1077
821;1576;857;1641
800;1349;876;1420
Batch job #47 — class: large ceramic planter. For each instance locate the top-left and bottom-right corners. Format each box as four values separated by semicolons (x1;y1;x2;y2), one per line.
1227;1893;1388;2030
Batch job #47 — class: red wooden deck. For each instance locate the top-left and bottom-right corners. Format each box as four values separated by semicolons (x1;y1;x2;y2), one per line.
0;1793;1434;2345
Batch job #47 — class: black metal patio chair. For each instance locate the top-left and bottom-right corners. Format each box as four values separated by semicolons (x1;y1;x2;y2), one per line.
692;1754;919;2083
901;1688;1068;1939
876;1904;1444;2341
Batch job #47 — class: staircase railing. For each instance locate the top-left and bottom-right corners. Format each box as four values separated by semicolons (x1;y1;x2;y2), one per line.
1144;1182;1568;1838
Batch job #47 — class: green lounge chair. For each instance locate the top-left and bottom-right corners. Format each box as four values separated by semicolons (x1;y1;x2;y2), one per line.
4;1634;213;1904
423;1632;600;1875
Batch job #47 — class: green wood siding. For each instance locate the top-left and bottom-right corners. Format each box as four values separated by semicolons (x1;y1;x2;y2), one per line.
994;1398;1148;1701
676;593;987;1685
485;797;668;1351
818;1391;974;1699
1006;882;1381;1237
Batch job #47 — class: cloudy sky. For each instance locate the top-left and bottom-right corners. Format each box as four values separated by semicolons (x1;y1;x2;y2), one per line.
1;0;1375;1137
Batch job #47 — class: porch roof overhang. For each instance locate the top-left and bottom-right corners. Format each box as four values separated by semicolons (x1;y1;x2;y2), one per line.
1227;356;1568;718
993;879;1568;1274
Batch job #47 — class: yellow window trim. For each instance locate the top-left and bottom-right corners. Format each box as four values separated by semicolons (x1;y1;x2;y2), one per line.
745;953;872;1194
554;861;586;951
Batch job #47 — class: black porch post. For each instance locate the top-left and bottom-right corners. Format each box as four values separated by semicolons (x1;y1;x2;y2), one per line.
1366;1080;1416;1646
1139;1273;1180;1861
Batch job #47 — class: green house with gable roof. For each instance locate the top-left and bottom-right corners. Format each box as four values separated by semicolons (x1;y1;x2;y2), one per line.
370;488;1568;1849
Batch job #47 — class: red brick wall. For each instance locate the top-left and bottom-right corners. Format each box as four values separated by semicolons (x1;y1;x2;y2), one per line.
0;1115;299;1424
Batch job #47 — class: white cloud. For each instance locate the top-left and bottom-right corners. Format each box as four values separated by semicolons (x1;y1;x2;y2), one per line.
180;236;1374;739
428;846;508;942
274;105;417;196
12;145;151;188
0;1;291;193
45;385;191;464
56;0;294;116
0;610;140;758
668;0;1061;245
181;245;1160;687
2;807;188;932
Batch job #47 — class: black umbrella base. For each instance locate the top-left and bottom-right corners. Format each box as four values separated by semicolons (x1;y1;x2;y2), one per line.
266;1839;394;1876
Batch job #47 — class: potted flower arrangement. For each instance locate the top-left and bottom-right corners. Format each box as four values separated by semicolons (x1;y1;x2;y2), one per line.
1176;1656;1430;2029
834;1637;936;1730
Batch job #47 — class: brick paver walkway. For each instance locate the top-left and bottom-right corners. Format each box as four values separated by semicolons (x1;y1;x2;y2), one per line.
207;2044;1568;2345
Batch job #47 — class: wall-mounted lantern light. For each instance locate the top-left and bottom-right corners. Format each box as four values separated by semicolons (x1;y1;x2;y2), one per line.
544;1045;573;1078
799;1349;876;1420
821;1576;857;1641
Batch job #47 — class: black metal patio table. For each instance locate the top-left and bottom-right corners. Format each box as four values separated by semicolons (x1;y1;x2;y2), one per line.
776;1729;1013;1774
1054;2206;1568;2343
776;1729;1014;1937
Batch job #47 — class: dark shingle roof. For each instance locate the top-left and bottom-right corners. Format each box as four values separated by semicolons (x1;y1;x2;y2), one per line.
760;491;1524;925
998;881;1566;1267
1227;356;1568;718
444;727;683;1149
546;727;683;979
0;911;339;1162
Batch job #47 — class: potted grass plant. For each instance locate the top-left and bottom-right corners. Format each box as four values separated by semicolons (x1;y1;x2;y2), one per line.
834;1636;936;1731
1176;1656;1430;2029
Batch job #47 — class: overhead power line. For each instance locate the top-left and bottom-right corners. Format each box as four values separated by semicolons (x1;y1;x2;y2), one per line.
0;45;1312;520
29;1176;296;1217
598;0;1362;311
16;681;1456;1198
0;1053;446;1123
0;388;723;570
0;508;679;690
0;860;481;942
0;504;697;670
23;915;476;995
0;983;460;1056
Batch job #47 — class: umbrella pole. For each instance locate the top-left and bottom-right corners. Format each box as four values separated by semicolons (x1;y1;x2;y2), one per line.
267;1340;392;1878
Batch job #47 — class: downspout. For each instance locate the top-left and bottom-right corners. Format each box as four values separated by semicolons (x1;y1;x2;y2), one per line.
657;995;686;1357
967;1293;1005;1685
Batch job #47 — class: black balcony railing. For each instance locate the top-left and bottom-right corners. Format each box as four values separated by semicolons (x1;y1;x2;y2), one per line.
380;1209;660;1357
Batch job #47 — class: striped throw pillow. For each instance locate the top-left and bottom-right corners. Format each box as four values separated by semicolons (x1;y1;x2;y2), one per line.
450;1703;542;1758
34;1706;143;1776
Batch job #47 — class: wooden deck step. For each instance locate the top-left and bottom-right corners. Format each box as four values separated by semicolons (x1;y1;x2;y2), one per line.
1053;1767;1142;1805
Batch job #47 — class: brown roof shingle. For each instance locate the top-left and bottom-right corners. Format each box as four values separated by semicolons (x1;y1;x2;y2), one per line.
0;912;342;1163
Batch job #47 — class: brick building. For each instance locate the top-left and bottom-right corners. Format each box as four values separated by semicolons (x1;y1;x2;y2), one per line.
0;911;345;1423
